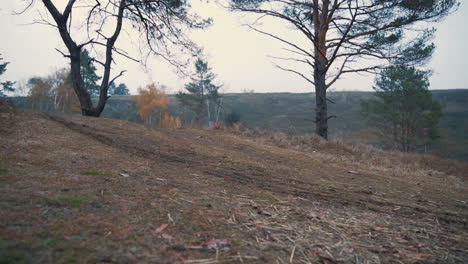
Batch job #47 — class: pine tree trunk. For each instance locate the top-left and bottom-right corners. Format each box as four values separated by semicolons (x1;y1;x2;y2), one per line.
314;69;328;140
312;0;330;140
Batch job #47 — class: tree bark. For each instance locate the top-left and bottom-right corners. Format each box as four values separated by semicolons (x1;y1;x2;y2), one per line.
69;49;96;116
312;0;330;139
314;69;328;139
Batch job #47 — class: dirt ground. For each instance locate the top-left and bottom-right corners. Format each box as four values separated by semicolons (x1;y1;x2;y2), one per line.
1;106;467;264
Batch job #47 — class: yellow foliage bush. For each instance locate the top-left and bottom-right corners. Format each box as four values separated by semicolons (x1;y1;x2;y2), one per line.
161;113;182;129
133;84;170;127
134;83;182;128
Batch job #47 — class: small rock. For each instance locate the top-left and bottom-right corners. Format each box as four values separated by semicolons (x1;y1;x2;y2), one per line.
96;254;112;262
264;230;276;241
120;172;130;177
171;244;187;251
206;239;231;251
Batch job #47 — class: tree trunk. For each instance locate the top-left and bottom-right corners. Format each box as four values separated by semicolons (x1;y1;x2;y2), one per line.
206;97;211;126
214;97;223;123
314;70;328;139
69;51;97;116
312;0;330;140
196;98;205;126
54;92;58;111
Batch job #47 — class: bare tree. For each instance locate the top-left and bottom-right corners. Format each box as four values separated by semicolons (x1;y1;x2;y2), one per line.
231;0;458;139
23;0;210;117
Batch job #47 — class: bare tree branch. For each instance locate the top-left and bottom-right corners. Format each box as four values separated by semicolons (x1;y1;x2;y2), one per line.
109;70;126;87
54;48;71;58
273;63;315;85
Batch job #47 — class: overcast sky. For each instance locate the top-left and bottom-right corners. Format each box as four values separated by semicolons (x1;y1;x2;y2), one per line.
1;1;467;95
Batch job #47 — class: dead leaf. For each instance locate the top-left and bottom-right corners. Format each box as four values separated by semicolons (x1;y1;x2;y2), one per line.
156;223;168;233
162;233;173;240
307;211;318;219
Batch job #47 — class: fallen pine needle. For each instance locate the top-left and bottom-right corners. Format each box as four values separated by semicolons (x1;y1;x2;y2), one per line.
289;246;296;263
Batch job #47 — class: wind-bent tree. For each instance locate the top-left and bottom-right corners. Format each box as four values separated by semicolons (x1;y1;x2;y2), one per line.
361;66;442;152
29;0;210;117
0;54;15;97
231;0;458;139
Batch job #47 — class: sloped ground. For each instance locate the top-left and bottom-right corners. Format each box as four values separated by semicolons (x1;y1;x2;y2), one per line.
0;105;467;264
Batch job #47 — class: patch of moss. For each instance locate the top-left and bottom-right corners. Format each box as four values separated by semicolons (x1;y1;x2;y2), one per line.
42;237;60;247
254;192;279;203
32;232;63;248
209;177;225;185
0;168;8;174
0;240;31;264
136;171;151;177
44;195;91;208
61;256;78;264
0;252;29;264
80;170;114;177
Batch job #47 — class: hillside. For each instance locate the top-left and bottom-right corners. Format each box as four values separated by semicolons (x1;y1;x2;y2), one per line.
12;90;468;160
97;89;468;161
1;104;467;263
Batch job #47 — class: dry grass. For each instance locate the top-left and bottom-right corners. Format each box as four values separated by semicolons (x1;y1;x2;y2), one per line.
217;125;468;181
1;106;467;264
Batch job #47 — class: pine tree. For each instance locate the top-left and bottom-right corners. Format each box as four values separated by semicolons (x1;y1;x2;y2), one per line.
361;66;443;152
231;0;458;139
0;54;15;97
80;50;101;96
176;59;222;126
110;83;130;95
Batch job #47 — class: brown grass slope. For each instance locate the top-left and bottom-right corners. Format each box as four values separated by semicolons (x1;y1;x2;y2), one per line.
0;104;467;264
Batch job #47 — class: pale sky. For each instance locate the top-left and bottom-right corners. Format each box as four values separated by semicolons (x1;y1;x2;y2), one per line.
0;1;467;95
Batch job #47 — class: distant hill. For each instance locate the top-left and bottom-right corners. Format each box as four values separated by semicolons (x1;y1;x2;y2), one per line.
10;89;468;160
100;89;468;160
